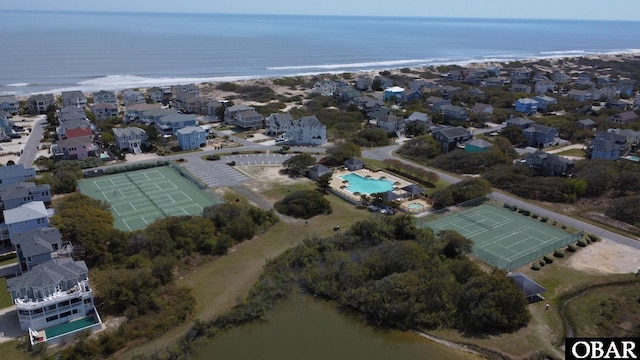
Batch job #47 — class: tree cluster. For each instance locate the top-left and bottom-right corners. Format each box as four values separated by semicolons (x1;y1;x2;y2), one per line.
274;190;332;219
431;178;492;209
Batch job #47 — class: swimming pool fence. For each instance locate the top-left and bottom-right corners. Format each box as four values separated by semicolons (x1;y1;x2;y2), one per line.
474;231;584;271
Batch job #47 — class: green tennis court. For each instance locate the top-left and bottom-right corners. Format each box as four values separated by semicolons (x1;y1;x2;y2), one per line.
422;204;581;271
78;166;221;231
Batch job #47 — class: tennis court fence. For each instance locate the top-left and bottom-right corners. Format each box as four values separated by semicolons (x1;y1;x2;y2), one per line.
417;195;493;224
475;231;584;271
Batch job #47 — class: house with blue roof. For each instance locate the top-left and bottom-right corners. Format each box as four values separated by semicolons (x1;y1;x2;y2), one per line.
176;126;207;151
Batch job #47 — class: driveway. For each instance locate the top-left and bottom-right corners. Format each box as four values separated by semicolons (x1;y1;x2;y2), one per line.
0;306;23;343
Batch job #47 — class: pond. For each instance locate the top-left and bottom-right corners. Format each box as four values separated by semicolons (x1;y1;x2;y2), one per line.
193;293;482;360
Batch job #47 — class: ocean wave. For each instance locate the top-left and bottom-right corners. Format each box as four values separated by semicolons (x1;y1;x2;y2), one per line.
5;83;30;87
266;59;449;71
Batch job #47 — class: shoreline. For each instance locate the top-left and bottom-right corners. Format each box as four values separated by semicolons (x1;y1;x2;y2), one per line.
7;51;640;100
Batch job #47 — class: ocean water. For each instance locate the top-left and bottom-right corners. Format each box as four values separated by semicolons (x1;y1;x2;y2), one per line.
1;10;639;96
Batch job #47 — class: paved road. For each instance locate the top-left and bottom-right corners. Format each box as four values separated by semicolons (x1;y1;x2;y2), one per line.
362;144;640;250
17;115;46;166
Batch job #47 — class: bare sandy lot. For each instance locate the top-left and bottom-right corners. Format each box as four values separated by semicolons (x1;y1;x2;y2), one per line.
240;166;311;195
564;238;640;274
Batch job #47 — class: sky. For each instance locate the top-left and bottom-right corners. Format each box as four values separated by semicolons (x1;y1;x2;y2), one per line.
2;0;640;21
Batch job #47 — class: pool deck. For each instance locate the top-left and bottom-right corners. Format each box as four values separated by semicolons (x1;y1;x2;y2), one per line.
330;169;421;206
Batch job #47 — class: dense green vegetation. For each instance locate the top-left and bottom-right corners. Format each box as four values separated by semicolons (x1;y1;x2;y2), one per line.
281;153;317;177
274;190;332;219
156;215;530;360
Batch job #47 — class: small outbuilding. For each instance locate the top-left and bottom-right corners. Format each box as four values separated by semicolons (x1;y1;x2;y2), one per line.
507;272;547;303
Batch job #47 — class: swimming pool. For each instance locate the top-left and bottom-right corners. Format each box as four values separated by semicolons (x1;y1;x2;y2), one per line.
407;202;425;209
339;173;394;195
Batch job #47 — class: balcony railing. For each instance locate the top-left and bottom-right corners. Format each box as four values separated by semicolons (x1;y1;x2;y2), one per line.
14;281;92;310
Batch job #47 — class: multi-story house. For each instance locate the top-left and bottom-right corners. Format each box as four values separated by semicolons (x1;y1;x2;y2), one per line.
51;136;99;160
0;95;20;115
532;95;558;111
156;113;197;136
61;91;87;108
7;257;101;341
138;108;177;126
607;111;639;125
425;96;451;112
56;119;94;140
377;114;402;133
265;112;295;136
511;84;532;93
147;87;167;103
176;126;207;150
510;67;531;83
121;89;145;105
112;127;148;153
524;151;574;176
567;89;592;102
0;182;52;212
92;90;117;105
3;201;49;237
90;103;119;121
172;84;199;98
588;132;626;160
383;87;405;101
431;126;473;153
552;71;571;83
534;80;556;94
10;227;71;273
124;103;162;124
287;116;326;146
58;105;86;123
234;110;264;130
441;105;468;121
514;98;539;115
27;94;55;115
0;164;36;186
223;105;254;125
523;124;558;148
173;94;209;115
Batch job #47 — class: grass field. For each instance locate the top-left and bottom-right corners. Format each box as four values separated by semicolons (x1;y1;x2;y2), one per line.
78;166;222;231
422;204;577;271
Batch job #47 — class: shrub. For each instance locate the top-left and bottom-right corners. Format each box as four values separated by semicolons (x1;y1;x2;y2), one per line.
539;260;545;267
587;234;600;242
227;161;236;166
577;239;588;247
531;263;541;270
543;255;554;264
521;210;530;216
274;189;332;219
206;154;220;161
540;216;549;222
553;249;565;258
567;243;577;252
531;213;539;219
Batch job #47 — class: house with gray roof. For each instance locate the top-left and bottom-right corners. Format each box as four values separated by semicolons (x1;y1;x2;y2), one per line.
425;96;451;112
11;227;70;273
441;105;468;121
0;95;20;115
567;89;592;102
58;105;86;123
431;126;473;153
3;201;49;237
223;105;254;125
234;110;264;130
90;103;119;121
406;111;431;125
61;91;87;108
121;89;145;105
176;126;207;151
524;150;574;176
308;165;331;181
27;94;55;115
0;182;51;212
607;111;639;125
505;117;534;129
6;257;101;337
113;127;148;153
147;87;167;103
515;98;539;115
0;164;36;186
155;113;197;136
377;114;402;133
265;112;295;136
523;124;558;148
287;115;326;146
344;158;365;171
532;95;558;110
92;90;117;105
577;119;596;130
125;102;162;123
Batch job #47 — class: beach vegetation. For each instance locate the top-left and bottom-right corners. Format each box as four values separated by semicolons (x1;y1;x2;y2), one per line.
281;153;317;177
324;141;361;166
351;127;391;147
431;177;492;209
396;135;442;161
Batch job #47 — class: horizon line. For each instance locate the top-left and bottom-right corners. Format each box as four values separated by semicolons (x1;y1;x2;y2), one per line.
1;9;638;22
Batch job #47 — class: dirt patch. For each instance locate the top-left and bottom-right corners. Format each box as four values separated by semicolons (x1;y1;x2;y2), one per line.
565;238;640;274
240;166;311;193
